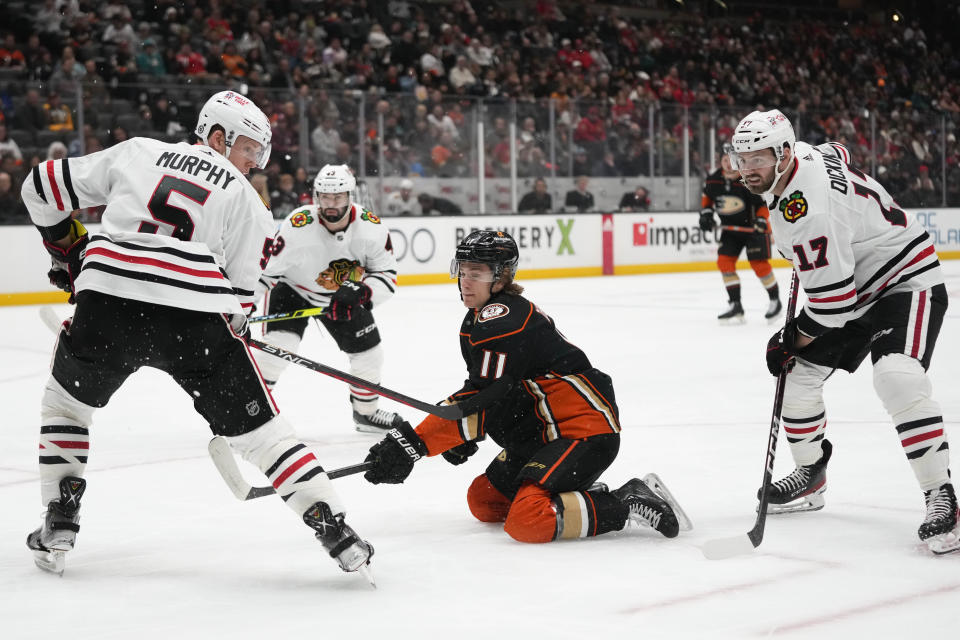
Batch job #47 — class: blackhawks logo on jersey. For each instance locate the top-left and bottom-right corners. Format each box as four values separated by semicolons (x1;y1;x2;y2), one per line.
290;210;313;227
361;209;381;224
779;190;808;223
316;258;364;290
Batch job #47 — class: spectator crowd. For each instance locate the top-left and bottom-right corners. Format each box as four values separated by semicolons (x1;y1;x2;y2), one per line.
1;0;958;222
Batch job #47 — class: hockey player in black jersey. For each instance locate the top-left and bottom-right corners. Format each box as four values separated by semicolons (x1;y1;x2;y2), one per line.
360;230;692;544
700;149;782;323
21;91;374;578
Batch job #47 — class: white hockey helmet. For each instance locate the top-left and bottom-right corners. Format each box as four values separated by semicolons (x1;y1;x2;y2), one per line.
729;109;795;168
313;164;357;223
195;91;272;169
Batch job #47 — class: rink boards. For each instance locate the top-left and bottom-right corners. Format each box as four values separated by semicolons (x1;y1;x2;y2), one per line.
2;208;959;303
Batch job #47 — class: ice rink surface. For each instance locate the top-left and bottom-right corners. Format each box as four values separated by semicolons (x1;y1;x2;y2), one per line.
1;264;958;639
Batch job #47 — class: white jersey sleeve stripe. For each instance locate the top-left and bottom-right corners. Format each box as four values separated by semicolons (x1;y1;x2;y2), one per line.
30;166;47;205
44;161;66;211
59;158;80;210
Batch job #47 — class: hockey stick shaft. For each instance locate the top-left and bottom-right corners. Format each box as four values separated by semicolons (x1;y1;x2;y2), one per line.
208;436;373;501
703;269;800;560
248;339;463;420
750;269;800;546
248;306;327;324
719;225;764;234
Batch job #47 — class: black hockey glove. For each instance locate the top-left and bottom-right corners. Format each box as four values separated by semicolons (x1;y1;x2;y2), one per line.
753;217;769;235
698;208;716;232
766;321;799;376
363;420;427;484
43;219;89;304
326;280;372;322
441;440;479;466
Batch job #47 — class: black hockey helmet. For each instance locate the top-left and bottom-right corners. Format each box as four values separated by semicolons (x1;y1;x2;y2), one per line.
450;230;520;282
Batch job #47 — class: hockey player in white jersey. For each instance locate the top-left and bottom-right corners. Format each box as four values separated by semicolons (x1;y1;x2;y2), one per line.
254;163;403;434
729;109;957;554
21;91;374;577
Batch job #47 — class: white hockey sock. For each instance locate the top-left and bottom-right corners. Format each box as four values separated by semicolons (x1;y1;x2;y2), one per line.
781;360;831;466
874;354;950;491
228;416;344;516
348;345;383;416
39;377;95;506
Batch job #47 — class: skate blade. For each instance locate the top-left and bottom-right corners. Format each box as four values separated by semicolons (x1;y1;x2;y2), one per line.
642;473;693;531
762;492;825;514
357;564;377;588
32;549;65;575
354;424;389;435
718;316;746;325
927;528;960;555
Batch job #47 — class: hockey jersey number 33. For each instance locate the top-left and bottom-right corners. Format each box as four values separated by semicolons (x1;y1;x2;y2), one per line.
768;141;942;338
23;138;275;314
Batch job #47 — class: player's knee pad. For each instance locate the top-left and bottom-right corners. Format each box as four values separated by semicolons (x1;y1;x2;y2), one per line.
253;330;301;383
503;483;557;543
717;255;737;272
348;343;384;381
227;416;343;514
41;376;95;426
873;354;934;418
749;259;772;277
467;474;511;523
227;415;297;466
781;360;831;417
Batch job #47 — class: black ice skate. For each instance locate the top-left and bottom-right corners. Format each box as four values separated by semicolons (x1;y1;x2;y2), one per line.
761;439;832;514
353;409;404;434
718;301;745;324
303;501;376;585
613;475;691;538
26;476;86;575
919;483;960;555
765;298;783;322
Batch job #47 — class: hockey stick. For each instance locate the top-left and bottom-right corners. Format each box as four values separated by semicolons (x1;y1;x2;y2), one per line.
719;225;763;234
248;306;327;324
702;269;800;560
208;436;374;500
248;339;464;420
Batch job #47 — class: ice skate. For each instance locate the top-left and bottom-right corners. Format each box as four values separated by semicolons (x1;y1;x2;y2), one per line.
919;483;960;555
303;501;376;585
26;476;86;575
760;439;832;514
613;477;682;538
353;408;404;434
764;298;783;322
717;301;745;325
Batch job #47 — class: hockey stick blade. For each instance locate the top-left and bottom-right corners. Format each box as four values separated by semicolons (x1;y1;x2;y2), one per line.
248;306;327;324
39;306;64;334
208;436;373;501
249;339;463;419
702;534;757;560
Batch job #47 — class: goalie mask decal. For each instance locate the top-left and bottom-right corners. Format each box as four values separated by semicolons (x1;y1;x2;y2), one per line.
779;190;808;223
316;258;363;290
478;303;509;322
